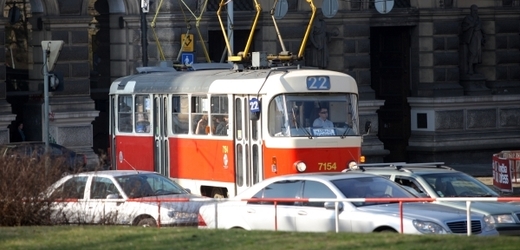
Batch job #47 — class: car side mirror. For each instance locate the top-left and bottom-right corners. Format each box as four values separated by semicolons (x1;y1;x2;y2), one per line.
106;194;120;199
185;188;191;194
324;201;343;211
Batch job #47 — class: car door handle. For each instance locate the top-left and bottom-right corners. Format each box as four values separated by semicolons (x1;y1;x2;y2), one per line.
246;209;256;214
297;211;307;216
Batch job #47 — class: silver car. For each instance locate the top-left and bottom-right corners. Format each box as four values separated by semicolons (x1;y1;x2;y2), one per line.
198;172;498;235
47;170;202;227
351;162;520;236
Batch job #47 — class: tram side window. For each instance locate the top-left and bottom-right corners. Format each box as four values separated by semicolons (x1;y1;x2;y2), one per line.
118;95;133;133
135;95;151;133
192;96;210;135
172;95;189;134
211;95;229;136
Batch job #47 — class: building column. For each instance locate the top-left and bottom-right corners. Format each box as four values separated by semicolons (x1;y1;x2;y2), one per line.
0;17;16;144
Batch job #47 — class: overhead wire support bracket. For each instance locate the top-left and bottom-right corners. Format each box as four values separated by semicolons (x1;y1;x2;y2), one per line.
218;0;261;63
178;0;211;63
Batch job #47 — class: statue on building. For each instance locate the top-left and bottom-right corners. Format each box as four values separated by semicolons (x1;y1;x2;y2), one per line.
460;4;485;77
308;9;338;69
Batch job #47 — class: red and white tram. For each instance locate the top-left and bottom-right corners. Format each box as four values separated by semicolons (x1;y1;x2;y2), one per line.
109;65;363;197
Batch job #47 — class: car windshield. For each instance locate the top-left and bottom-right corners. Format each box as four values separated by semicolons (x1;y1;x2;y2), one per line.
332;176;415;207
422;172;499;197
115;173;188;198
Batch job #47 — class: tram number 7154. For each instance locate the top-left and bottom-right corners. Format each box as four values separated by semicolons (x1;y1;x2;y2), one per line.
318;162;337;171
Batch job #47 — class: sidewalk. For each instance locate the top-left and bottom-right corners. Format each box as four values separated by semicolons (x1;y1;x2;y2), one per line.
477;177;520;196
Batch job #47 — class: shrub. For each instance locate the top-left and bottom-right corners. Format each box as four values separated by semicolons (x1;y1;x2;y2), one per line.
0;155;69;226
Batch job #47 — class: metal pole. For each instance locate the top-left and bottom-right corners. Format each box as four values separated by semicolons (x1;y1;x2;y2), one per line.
43;47;50;174
228;0;233;55
141;7;148;67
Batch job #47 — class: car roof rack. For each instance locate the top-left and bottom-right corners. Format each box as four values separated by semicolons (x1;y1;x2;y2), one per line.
359;162;453;171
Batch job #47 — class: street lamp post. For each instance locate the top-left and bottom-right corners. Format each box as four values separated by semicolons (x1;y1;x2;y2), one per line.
141;0;149;67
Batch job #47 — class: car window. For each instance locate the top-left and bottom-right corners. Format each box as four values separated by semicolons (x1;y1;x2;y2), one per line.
422;173;499;197
52;176;88;199
249;180;302;205
115;173;187;198
301;181;336;207
395;176;427;195
332;176;415;206
90;177;120;199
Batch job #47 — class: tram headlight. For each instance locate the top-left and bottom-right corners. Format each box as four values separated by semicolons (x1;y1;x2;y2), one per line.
348;161;358;170
294;161;307;172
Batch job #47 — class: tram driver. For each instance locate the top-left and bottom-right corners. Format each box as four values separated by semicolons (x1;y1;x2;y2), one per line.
313;108;334;128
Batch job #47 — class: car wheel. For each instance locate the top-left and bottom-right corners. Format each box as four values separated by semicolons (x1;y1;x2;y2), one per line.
378;229;397;233
211;188;225;198
137;218;157;227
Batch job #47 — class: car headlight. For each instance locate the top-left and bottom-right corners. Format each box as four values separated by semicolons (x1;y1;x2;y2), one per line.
413;220;447;234
483;215;497;231
492;214;515;224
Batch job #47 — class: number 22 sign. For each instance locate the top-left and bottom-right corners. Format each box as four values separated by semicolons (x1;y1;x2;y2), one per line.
249;98;260;113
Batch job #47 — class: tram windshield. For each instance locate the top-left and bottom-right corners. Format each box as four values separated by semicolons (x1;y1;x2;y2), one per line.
268;93;359;138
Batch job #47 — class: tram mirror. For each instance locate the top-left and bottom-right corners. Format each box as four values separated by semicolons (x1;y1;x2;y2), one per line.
365;121;372;134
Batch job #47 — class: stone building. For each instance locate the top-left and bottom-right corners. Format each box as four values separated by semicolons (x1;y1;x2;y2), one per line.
0;0;519;168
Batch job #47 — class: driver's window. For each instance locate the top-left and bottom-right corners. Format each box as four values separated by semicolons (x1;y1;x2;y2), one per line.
301;181;336;207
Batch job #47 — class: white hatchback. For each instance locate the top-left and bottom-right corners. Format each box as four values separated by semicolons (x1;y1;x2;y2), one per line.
47;170;202;226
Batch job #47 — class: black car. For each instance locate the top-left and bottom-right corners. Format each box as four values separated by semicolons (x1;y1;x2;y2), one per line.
0;141;87;172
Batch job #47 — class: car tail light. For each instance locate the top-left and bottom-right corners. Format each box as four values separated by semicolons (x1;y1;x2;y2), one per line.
198;214;207;227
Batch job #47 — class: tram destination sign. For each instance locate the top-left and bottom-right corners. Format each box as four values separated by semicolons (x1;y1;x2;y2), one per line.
306;76;331;90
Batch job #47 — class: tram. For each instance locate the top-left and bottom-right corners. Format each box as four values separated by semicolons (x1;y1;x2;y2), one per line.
109;63;363;197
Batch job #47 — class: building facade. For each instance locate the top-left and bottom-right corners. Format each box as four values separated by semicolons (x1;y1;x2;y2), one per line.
0;0;519;168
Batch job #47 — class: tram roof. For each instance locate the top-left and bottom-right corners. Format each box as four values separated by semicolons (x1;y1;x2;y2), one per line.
110;67;357;95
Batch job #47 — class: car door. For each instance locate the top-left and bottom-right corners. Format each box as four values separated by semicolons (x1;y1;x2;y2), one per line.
51;176;89;224
295;180;349;232
241;180;301;231
88;176;125;224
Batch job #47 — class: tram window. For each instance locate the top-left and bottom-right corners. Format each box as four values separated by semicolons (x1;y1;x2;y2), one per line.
135;95;151;133
210;95;228;114
211;95;229;136
192;96;210;135
235;98;242;140
118;95;133;133
172;95;189;134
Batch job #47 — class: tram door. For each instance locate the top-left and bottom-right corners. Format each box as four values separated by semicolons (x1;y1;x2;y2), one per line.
234;96;263;195
153;95;169;176
109;96;117;169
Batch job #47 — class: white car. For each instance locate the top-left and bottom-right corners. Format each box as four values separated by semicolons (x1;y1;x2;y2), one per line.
350;163;520;236
47;170;202;226
198;172;498;235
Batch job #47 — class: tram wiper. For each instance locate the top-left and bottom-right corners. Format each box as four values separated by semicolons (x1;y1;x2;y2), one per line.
340;125;353;139
299;127;313;139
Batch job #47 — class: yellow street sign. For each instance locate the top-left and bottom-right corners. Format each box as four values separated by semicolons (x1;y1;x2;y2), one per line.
181;34;194;52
